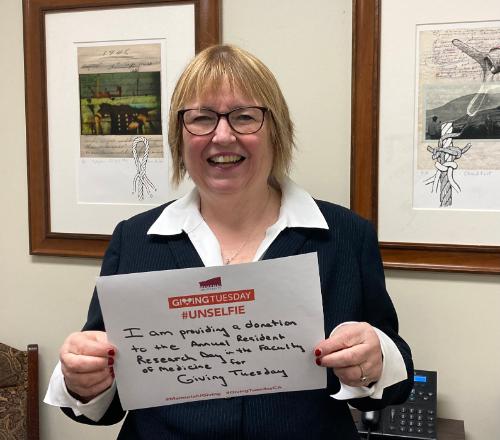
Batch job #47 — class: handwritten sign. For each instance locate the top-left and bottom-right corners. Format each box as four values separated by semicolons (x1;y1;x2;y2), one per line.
96;253;326;410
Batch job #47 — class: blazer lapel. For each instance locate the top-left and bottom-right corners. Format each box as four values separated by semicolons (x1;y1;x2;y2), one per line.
163;228;313;269
262;227;311;260
165;233;205;269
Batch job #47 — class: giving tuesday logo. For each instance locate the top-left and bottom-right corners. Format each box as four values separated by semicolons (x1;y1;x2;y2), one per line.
198;276;222;290
167;276;254;312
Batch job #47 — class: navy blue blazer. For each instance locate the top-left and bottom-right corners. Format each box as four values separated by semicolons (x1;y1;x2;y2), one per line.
62;199;413;439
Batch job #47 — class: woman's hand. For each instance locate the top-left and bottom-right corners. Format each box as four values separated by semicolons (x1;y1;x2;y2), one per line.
60;331;116;403
314;322;383;387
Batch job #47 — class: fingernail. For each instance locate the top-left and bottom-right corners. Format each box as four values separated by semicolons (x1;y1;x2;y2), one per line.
108;357;114;366
314;349;322;357
108;349;115;357
110;367;115;378
315;358;322;366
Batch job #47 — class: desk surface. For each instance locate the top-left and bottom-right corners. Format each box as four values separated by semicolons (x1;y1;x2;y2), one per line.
351;410;465;440
436;418;465;440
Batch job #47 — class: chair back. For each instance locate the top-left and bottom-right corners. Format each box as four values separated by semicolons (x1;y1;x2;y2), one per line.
0;343;39;440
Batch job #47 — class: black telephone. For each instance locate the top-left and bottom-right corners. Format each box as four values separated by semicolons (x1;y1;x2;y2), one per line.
355;369;437;439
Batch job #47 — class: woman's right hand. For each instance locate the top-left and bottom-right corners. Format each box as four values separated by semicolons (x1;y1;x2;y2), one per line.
60;331;116;403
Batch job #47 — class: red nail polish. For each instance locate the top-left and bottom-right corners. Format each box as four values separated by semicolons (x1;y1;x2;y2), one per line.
110;367;115;378
315;358;322;366
314;349;322;357
108;357;114;366
108;349;115;357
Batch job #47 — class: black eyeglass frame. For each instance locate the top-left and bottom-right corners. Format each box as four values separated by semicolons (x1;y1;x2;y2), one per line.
178;106;269;136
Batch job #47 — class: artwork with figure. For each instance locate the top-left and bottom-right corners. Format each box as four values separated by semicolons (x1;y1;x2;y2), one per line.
78;43;165;203
423;122;471;207
414;22;500;210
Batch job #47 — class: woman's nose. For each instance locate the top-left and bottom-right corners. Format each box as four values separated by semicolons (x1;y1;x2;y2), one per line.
211;116;236;144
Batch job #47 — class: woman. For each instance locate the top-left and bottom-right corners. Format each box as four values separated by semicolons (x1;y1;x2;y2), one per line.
45;45;413;439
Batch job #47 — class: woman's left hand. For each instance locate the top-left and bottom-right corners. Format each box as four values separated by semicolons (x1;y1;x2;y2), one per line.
314;322;383;387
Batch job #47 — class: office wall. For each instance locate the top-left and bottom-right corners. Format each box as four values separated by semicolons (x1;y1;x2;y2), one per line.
1;1;498;439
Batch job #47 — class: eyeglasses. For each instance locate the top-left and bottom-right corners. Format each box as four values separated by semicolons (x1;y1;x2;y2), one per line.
178;106;268;136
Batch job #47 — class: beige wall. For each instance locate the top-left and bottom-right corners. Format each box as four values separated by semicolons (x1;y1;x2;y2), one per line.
1;1;498;439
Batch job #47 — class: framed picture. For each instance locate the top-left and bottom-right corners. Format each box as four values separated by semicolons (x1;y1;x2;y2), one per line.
23;0;220;258
351;0;500;274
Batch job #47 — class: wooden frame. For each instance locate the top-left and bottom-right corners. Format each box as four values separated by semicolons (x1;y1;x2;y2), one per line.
27;344;39;440
351;0;500;274
23;0;220;258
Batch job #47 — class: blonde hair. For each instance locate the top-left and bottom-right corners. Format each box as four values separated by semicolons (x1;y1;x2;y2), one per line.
168;44;295;186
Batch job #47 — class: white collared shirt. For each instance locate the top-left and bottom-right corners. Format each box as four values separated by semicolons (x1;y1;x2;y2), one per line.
44;178;407;421
147;177;328;266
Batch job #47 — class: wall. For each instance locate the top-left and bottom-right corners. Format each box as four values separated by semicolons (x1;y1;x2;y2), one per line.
1;0;498;439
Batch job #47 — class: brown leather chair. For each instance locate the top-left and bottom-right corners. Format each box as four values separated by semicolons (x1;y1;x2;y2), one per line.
0;343;39;440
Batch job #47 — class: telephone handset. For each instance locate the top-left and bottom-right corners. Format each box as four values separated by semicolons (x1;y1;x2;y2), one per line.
355;370;437;439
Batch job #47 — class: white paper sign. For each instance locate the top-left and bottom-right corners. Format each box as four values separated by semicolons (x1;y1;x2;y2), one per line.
96;253;326;410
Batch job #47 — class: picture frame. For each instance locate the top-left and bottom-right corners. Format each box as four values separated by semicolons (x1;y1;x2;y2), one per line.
23;0;220;258
351;0;500;274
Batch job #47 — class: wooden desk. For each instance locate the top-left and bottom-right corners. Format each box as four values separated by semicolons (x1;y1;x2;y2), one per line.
351;410;465;440
435;418;465;440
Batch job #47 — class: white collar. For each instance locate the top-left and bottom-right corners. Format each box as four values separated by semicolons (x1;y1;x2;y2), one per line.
147;177;328;236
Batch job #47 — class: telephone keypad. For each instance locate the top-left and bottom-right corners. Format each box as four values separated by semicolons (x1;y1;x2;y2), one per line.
355;370;437;439
381;370;437;439
387;404;436;438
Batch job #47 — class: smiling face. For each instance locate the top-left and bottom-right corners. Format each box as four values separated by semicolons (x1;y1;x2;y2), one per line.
181;81;274;199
